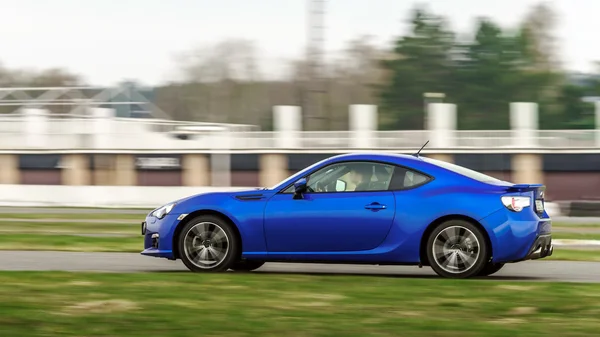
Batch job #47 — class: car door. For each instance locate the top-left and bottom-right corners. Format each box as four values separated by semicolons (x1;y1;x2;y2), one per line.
263;161;397;253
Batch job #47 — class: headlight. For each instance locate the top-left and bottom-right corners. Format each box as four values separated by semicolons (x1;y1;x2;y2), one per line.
501;196;530;212
152;203;176;219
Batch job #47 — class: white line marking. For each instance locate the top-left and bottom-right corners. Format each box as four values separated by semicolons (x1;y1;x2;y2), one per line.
553;239;600;246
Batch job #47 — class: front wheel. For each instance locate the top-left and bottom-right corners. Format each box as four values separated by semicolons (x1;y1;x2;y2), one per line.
177;215;240;272
426;220;489;279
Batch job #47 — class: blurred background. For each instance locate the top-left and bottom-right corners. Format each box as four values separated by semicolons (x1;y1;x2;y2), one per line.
0;0;599;215
2;3;600;336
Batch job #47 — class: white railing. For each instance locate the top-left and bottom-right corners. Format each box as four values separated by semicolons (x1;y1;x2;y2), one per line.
0;116;599;151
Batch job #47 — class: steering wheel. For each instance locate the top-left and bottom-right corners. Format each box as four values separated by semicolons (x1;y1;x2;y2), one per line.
315;181;327;192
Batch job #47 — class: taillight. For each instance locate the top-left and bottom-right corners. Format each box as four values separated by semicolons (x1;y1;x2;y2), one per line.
501;196;531;212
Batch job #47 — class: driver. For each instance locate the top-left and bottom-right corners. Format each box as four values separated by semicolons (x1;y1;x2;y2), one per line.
348;164;373;191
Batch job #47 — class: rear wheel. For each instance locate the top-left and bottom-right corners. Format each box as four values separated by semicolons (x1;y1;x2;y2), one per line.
478;262;505;277
230;260;265;272
426;220;489;279
177;215;240;272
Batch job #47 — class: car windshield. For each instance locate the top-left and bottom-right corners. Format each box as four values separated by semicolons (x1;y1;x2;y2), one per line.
423;157;501;183
267;159;327;190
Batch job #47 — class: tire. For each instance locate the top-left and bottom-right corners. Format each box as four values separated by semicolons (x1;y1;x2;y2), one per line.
230;260;265;272
177;214;240;272
426;219;489;279
477;262;505;277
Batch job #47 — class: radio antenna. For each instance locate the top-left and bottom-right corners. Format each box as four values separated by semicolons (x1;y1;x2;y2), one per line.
413;140;429;157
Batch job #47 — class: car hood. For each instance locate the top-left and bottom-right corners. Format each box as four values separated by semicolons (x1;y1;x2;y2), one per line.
169;187;268;208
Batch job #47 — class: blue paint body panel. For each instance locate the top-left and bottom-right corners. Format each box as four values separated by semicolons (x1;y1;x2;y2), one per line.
140;153;552;265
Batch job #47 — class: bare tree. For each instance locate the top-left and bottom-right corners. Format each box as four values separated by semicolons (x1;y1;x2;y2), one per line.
521;1;561;72
28;68;82;87
324;36;390;129
173;39;263;124
0;64;82;87
279;36;391;130
337;35;387;104
179;39;261;83
0;63;84;114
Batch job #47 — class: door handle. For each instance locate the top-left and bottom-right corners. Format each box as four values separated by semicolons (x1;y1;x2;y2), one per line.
365;202;386;210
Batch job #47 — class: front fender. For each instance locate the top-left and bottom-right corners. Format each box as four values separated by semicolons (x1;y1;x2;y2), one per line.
170;191;271;254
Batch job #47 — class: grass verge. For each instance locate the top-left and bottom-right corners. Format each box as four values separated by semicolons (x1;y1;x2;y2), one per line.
549;248;600;262
0;234;141;252
1;271;600;336
0;212;144;221
554;222;600;228
553;232;600;240
0;221;139;235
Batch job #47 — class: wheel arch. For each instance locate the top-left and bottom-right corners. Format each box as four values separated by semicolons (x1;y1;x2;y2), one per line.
419;214;493;266
172;209;243;260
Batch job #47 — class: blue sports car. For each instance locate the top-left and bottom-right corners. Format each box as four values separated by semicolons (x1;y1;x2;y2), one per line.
140;152;553;278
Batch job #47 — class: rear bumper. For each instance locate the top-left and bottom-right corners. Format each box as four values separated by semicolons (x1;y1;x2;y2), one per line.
522;234;553;261
480;206;553;263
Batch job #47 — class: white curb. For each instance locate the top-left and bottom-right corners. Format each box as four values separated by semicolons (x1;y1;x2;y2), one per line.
553;239;600;247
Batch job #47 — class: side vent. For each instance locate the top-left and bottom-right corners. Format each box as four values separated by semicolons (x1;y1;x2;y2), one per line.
235;194;265;201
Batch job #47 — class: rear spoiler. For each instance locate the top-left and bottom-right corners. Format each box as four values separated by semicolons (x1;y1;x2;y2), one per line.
505;184;545;192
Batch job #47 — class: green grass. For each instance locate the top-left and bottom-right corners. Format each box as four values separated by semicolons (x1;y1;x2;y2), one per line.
553;232;600;241
554;222;600;228
0;212;144;221
0;206;149;210
0;221;139;235
0;234;141;252
1;271;600;336
550;249;600;262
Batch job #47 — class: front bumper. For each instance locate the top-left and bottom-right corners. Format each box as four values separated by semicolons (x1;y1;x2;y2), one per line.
140;213;181;260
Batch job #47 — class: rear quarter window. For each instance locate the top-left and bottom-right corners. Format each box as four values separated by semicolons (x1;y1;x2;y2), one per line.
388;166;432;190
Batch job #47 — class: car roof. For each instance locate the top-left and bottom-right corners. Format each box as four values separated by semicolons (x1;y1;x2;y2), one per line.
322;152;505;186
320;152;453;178
272;151;470;189
323;152;426;166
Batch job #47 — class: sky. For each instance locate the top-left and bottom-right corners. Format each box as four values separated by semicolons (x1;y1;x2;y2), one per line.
0;0;598;86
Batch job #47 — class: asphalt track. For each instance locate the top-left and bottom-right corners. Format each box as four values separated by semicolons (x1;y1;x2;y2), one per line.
1;251;600;283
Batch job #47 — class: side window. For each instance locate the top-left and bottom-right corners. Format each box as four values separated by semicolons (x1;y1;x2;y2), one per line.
389;166;431;190
281;163;346;193
404;170;429;187
306;163;348;192
283;161;396;193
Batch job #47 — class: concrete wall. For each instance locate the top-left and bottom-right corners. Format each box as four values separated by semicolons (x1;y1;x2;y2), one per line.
1;152;599;201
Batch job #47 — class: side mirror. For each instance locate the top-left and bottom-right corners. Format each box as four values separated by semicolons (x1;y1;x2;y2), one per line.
335;179;347;192
293;178;308;199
